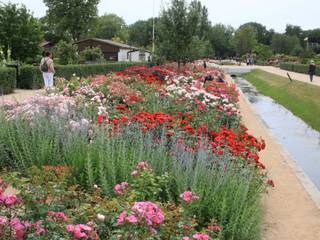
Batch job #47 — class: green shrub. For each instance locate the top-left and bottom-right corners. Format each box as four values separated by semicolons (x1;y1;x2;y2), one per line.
0;67;16;94
54;40;79;65
80;47;105;63
18;62;144;89
280;62;320;76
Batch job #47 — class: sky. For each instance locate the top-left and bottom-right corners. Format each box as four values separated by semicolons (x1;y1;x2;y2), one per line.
1;0;319;32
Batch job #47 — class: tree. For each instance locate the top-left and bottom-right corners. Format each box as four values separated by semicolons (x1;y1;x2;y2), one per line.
187;36;212;61
0;3;42;62
239;22;273;45
54;40;79;65
209;24;234;58
271;34;301;55
91;14;127;41
187;0;211;39
231;26;257;56
128;19;157;48
158;0;192;68
43;0;99;41
253;44;273;61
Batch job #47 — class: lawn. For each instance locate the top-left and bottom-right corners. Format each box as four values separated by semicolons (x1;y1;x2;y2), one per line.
242;69;320;132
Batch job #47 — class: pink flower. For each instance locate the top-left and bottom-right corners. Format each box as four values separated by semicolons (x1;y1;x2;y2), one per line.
192;233;210;240
131;170;139;176
117;211;127;225
0;194;18;206
35;220;47;235
126;215;138;224
47;211;68;221
207;225;221;231
137;161;148;170
67;224;92;239
132;201;165;226
180;191;199;203
113;182;129;195
10;218;27;240
0;216;8;225
182;237;191;240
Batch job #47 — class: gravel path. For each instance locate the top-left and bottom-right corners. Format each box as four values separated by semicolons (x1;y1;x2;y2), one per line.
0;89;44;103
222;65;320;86
226;74;320;240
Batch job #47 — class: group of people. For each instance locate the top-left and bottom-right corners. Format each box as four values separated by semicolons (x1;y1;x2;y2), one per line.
203;60;225;83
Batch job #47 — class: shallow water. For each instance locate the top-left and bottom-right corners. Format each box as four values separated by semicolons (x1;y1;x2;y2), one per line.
232;75;320;190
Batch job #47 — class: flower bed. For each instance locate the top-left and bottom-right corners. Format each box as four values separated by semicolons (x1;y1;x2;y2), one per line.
0;63;272;239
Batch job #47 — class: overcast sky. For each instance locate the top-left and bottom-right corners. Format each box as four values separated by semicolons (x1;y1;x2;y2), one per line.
2;0;319;32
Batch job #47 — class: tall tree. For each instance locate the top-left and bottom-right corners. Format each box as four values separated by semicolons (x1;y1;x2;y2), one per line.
91;14;127;41
209;24;234;57
158;0;192;68
0;3;42;62
271;34;301;55
239;22;273;45
231;26;257;56
43;0;99;41
128;18;157;48
188;0;211;39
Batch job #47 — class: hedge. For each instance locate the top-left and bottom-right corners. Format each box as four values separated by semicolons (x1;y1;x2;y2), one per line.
18;62;144;89
279;62;320;76
0;67;16;94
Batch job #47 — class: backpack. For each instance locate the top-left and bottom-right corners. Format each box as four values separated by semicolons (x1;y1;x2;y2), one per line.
40;58;49;72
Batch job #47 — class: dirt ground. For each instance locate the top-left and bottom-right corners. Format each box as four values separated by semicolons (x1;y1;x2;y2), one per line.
0;89;44;103
226;75;320;240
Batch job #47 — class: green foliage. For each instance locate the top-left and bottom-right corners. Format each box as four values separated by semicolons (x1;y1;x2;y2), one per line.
128;19;156;48
43;0;99;41
91;14;127;41
239;22;274;45
280;62;319;76
54;40;79;65
0;67;16;94
188;36;213;60
254;44;273;61
271;34;301;55
80;47;105;63
209;24;234;58
17;63;144;89
158;0;211;66
0;3;42;62
231;26;257;56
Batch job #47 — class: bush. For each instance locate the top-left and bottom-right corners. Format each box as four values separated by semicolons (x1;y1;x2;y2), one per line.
0;67;16;94
17;62;144;89
280;62;320;76
80;47;105;63
54;40;79;65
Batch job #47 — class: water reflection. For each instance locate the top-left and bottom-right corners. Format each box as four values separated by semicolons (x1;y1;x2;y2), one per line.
233;76;320;190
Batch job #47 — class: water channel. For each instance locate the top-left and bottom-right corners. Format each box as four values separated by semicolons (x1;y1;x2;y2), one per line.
225;68;320;191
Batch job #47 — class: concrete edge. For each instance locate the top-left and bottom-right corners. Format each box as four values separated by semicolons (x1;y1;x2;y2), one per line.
227;74;320;209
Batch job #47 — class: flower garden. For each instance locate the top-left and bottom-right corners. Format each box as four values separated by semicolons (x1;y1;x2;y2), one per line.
0;63;272;240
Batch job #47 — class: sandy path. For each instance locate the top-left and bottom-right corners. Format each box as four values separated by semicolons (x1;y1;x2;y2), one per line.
0;89;44;103
226;74;320;239
222;65;320;86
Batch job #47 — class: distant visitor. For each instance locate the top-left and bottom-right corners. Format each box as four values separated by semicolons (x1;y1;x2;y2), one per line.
40;51;55;89
309;60;316;82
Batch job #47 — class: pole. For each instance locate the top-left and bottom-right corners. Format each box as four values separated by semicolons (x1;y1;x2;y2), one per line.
152;0;155;54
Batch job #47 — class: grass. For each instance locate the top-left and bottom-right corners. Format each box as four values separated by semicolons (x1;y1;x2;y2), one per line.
242;69;320;132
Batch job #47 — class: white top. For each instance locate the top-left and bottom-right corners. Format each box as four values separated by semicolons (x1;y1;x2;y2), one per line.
40;57;54;73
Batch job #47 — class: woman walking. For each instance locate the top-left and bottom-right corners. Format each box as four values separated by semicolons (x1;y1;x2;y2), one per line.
309;60;316;82
40;51;55;89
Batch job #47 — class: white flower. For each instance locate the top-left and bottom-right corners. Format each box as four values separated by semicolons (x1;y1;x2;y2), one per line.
97;214;106;222
73;73;76;77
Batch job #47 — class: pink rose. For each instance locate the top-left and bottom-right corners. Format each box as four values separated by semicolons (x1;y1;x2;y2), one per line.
117;211;127;225
126;215;138;224
0;216;8;225
0;194;18;206
180;191;199;203
192;233;210;240
131;170;139;176
182;237;191;240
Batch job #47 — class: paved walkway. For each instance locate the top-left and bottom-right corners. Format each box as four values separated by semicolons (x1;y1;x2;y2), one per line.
0;89;44;103
226;74;320;240
222;65;320;87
